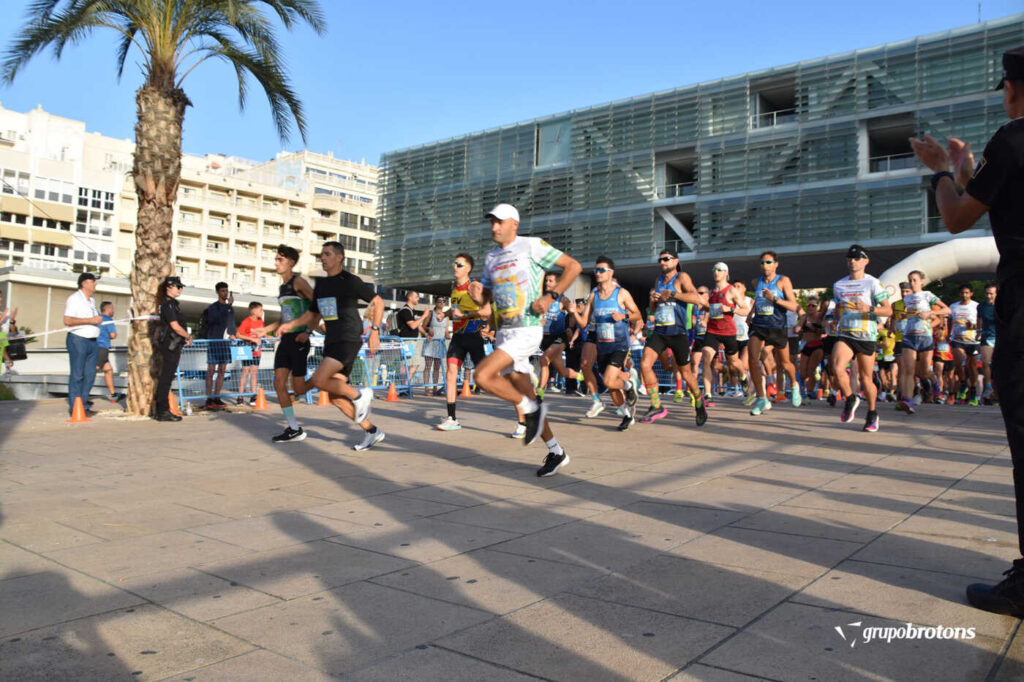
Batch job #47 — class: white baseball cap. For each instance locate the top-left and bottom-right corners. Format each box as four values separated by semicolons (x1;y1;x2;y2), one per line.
485;203;519;222
713;261;729;271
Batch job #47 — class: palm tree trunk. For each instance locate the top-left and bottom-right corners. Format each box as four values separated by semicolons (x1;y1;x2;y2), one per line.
126;86;188;416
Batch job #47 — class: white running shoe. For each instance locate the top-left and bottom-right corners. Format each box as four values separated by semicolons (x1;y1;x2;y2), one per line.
585;401;605;418
511;423;527;439
436;417;461;431
353;387;374;423
353;428;385;451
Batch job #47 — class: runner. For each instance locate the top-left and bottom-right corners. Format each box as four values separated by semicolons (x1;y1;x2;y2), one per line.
469;204;582;476
256;245;315;443
797;298;825;401
572;258;642;431
933;319;954;403
896;270;949;414
978;282;998;403
949;284;982;405
831;244;893;432
733;281;755;399
436;253;492;431
635;250;706;425
700;262;749;407
888;281;912;400
277;241;385;451
538;272;582;398
747;251;801;415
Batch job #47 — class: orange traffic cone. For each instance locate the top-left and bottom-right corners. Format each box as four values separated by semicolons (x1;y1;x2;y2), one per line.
317;389;331;406
253;388;268;410
460;378;472;398
67;396;91;423
386;383;399;402
168;391;183;417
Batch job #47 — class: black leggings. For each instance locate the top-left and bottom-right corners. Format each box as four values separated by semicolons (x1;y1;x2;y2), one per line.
993;275;1024;556
155;346;182;413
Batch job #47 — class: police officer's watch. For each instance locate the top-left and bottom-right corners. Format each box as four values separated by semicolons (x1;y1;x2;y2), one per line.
930;171;955;191
369;324;380;332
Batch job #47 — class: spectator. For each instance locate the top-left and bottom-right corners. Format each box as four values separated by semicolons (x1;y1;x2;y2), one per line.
202;282;236;408
395;291;430;338
235;302;264;406
0;290;15;374
96;301;124;403
423;295;450;396
63;272;102;415
154;276;192;421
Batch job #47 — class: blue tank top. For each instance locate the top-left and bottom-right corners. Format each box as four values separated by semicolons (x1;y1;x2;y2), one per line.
592;286;629;355
752;275;787;330
653;273;689;336
542;298;566;336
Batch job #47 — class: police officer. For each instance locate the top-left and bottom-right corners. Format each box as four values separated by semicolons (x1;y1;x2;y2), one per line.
910;46;1024;616
154;275;192;421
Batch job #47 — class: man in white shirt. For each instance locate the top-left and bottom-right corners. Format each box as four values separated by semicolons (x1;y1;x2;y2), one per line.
63;272;103;415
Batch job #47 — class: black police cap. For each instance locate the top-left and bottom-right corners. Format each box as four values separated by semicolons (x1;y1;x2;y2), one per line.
996;46;1024;90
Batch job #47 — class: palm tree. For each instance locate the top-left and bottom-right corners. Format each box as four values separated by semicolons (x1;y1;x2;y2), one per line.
2;0;326;416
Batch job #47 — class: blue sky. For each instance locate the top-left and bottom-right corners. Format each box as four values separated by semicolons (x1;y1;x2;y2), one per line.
0;2;1020;164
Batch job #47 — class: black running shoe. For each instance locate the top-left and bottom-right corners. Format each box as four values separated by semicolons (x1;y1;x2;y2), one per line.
522;400;548;446
536;450;570;477
695;399;708;427
624;381;638;408
967;560;1024;617
617;413;634;431
272;427;307;443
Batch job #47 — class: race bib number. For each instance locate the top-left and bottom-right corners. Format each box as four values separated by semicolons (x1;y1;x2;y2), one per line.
493;279;521;320
895;318;907;333
755;298;774;315
597;322;615;343
709;303;723;320
840;314;865;333
655;304;676;326
317;297;338;321
937;342;951;353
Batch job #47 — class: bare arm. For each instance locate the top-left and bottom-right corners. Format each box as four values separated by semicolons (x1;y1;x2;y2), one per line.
530;253;582;314
672;272;705;307
775;277;799;312
909;135;989;233
618;289;642;324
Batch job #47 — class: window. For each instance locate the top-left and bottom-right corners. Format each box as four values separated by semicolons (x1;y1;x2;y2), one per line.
340;212;358;229
101;254;110;263
74;250;85;260
535;119;572;167
359;237;375;253
78;187;89;206
1;211;28;225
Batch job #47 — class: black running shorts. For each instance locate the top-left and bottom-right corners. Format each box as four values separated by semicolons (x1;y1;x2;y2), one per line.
645;332;690;365
275;334;311;377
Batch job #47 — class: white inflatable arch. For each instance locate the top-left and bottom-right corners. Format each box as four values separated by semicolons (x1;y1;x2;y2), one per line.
878;236;999;302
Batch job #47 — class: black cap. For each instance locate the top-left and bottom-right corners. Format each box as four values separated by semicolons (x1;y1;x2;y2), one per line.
77;272;99;287
162;276;185;289
996;46;1024;90
846;244;869;260
658;248;679;259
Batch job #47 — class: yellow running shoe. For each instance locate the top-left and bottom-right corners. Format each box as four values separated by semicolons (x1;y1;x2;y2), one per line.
673;389;684;403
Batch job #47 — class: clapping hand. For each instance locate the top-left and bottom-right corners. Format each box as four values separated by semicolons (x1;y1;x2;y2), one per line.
909;134;950;174
949;138;975;187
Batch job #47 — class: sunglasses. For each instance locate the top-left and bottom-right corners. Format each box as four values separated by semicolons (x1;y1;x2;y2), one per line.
453;261;467;268
760;260;776;265
594;267;611;274
658;256;676;262
713;267;728;272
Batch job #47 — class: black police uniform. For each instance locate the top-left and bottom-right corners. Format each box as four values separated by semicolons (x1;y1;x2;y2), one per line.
155;296;186;416
965;114;1024;554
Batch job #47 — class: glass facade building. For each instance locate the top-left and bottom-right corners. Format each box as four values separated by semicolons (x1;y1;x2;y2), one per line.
378;16;1024;289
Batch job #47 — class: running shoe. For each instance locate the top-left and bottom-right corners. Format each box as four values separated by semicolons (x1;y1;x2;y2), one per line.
695;399;708;426
640;405;668;423
585;401;605;418
212;398;228;407
791;389;802;408
957;387;969;401
353;428;385;451
673;389;684;403
841;395;861;423
969;397;980;407
522;401;548;446
750;397;768;416
353;387;374;423
615;406;624;416
537;450;570;477
704;397;716;408
743;392;758;407
863;410;879;432
511;423;526;439
913;394;923;406
248;396;257;407
235;397;245;406
537;387;546;400
826;392;837;408
624;381;638;408
436;417;462;431
272;427;307;443
617;413;635;431
899;399;915;415
688;391;697;408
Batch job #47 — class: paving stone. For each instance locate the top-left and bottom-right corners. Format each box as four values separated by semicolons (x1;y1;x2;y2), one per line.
300;493;462;526
492;502;743;572
0;519;106;553
60;503;227;541
0;541;64;580
792;559;1016;639
993;626;1024;682
324;516;520;563
657;483;801;513
701;602;1002;682
669;527;862;579
0;569;144;637
439;593;733;681
430;500;601;534
210;581;491;675
371;548;607;614
729;504;905;543
392;481;529;507
570;554;811;627
122;567;281;621
162;649;333;681
187;510;365;551
0;603;253;681
666;664;773;681
198;539;414;599
346;646;536;681
932;488;1015;517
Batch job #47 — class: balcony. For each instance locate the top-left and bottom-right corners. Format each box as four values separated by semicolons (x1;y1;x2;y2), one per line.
205;244;229;261
869;153;918;173
749;108;797;129
206;221;231;234
176;239;202;255
654;182;698;200
236;222;259;236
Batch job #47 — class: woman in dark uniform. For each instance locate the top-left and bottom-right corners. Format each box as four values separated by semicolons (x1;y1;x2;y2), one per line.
154;275;192;421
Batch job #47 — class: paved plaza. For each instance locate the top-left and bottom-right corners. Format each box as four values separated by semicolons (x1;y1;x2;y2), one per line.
0;392;1020;681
